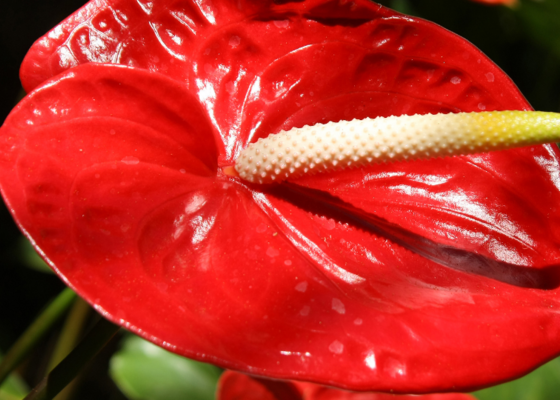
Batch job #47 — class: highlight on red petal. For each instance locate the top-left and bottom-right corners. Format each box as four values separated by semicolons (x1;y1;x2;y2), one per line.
20;0;528;162
21;0;396;92
0;62;219;299
217;371;478;400
4;0;560;394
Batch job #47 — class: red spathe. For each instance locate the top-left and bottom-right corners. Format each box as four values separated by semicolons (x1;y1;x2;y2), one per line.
1;0;560;393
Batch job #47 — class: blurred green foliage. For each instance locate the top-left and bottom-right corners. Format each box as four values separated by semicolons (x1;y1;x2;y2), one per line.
0;353;27;400
2;0;560;399
110;335;221;400
17;237;51;275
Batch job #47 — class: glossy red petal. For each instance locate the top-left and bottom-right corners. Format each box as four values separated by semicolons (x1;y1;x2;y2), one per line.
21;0;526;163
296;148;560;274
217;371;478;400
8;0;560;394
0;63;218;277
20;0;391;92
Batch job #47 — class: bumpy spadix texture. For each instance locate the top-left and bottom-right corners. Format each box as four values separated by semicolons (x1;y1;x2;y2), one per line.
236;111;560;184
6;0;560;395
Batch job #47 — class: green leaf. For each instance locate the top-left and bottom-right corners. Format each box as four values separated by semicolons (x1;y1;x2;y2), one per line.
17;236;52;274
390;0;416;16
515;0;560;60
0;376;27;400
474;357;560;400
0;353;28;400
110;335;221;400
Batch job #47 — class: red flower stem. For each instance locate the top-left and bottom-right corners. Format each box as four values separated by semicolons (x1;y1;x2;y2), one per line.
0;288;76;387
23;317;120;400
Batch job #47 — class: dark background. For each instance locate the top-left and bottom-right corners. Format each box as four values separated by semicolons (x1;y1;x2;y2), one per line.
1;0;560;397
0;0;123;397
0;0;89;349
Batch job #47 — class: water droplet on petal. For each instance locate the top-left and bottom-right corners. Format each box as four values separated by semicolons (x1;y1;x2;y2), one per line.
273;20;289;28
324;219;336;230
295;281;308;292
329;340;344;354
121;156;139;165
229;35;241;48
266;247;279;258
332;298;345;314
300;306;310;316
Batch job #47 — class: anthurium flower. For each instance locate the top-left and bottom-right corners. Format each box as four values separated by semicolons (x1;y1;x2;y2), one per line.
3;0;560;394
217;370;478;400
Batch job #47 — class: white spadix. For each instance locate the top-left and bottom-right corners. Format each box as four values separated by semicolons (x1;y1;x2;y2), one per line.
234;111;560;184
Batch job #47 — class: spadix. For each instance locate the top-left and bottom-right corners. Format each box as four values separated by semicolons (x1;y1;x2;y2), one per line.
235;111;560;184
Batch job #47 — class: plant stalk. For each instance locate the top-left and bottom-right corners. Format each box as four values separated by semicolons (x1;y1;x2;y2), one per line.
23;317;120;400
47;297;91;400
0;288;76;387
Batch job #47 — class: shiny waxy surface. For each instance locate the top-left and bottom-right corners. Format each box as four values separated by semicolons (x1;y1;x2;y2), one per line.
3;0;560;393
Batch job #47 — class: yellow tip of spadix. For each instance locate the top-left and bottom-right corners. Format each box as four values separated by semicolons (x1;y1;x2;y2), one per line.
235;111;560;184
